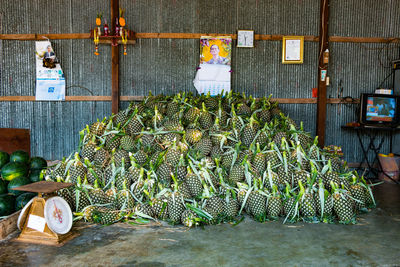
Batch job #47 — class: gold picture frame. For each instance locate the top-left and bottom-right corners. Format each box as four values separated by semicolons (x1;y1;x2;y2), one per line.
282;36;304;64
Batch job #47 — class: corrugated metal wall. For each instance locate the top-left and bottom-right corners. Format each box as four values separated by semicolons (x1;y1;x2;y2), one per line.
1;0;399;161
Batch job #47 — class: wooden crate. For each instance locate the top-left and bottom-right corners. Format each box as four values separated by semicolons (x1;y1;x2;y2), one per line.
0;210;21;240
0;128;30;155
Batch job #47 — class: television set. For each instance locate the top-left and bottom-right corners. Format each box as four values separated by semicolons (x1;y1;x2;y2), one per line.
359;93;400;127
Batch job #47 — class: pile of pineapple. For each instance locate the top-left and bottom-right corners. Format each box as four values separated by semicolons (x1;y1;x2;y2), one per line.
44;92;376;226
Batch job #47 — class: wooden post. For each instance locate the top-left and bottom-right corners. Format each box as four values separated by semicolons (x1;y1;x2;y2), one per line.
111;0;120;115
316;0;329;147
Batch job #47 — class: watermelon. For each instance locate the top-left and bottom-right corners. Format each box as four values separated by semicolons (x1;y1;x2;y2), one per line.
15;192;36;210
0;194;15;216
7;176;30;196
0;151;10;169
1;162;29;181
29;169;42;183
30;157;47;170
0;179;7;195
10;150;30;164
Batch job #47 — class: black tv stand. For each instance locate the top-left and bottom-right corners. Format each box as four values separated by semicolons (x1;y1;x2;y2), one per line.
342;125;400;184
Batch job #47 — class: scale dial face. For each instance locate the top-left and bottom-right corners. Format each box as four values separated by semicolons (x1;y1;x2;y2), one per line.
44;196;72;235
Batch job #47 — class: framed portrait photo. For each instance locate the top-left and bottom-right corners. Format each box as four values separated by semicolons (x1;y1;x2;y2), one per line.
237;30;254;48
282;36;304;64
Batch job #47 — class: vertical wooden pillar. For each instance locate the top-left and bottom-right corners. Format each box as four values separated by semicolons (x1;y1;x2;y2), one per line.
316;0;329;147
111;0;120;115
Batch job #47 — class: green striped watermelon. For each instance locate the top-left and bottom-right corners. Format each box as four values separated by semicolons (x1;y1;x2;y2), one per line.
0;151;10;169
1;162;29;181
10;150;30;164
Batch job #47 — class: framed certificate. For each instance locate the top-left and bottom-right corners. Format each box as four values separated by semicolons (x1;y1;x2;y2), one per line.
237;30;254;48
282;36;304;64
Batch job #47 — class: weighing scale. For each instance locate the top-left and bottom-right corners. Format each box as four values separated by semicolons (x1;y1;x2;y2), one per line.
13;181;77;246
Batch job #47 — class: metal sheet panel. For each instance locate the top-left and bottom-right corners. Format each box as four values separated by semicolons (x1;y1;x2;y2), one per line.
2;0;399;161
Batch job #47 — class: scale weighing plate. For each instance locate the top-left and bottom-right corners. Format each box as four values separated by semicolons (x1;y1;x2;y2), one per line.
44;196;73;235
17;197;37;230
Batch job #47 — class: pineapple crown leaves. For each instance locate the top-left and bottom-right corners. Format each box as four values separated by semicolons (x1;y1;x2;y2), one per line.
186;203;212;221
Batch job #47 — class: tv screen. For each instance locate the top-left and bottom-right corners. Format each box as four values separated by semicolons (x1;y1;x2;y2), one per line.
360;93;399;127
365;96;396;122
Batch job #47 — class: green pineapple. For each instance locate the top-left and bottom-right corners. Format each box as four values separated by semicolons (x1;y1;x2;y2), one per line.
199;103;213;130
313;179;333;219
86;166;103;185
165;146;181;166
194;137;212;157
112;149;130;168
273;131;287;146
241;115;259;147
298;180;316;219
92;207;122;225
228;164;245;185
185;129;202;144
205;195;224;219
252;143;266;176
184;106;200;124
181;209;199;227
248;189;267;222
185;169;203;198
93;147;110;168
117;181;135;210
88;180;108;205
222;191;239;220
132;150;147;166
331;182;355;223
156;163;172;187
283;183;299;222
69;153;87;184
90;120;106;136
150;196;169;220
168;189;185;224
267;185;283;218
81;136;97;162
105;133;121;151
349;176;366;211
120;135;135;151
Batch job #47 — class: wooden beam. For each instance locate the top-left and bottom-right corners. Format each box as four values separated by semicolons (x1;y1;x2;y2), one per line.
1;33;399;44
111;0;120;115
316;0;330;147
0;33;90;40
0;96;359;104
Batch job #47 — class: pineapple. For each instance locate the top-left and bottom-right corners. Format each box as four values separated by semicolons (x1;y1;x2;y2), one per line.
267;186;283;219
252;143;266;176
168;191;185;224
92;207;122;225
90;120;106;136
298;180;316;219
248;189;267;222
156;163;172;187
194;137;213;158
120;135;135;151
116;181;135;210
93;147;110;168
69;153;87;184
199;103;213;129
185;129;202;144
181;209;199;227
331;182;355;223
241;115;259;147
88;180;108;205
185;170;203;198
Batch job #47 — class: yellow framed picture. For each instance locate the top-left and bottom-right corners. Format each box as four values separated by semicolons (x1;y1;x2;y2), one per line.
282;36;304;64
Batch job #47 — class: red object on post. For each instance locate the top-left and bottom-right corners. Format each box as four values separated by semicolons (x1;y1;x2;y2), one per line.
312;88;318;98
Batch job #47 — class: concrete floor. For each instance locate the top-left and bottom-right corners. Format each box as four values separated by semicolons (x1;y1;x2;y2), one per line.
0;183;399;267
